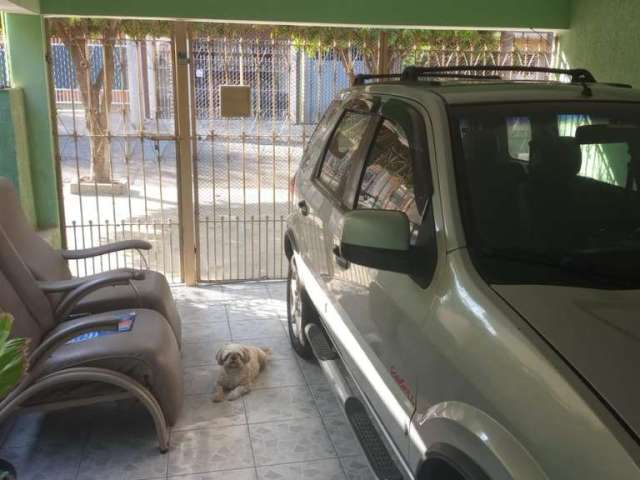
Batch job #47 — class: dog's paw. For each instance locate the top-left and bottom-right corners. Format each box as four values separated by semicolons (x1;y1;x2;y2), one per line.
212;392;225;403
227;385;250;401
226;392;241;401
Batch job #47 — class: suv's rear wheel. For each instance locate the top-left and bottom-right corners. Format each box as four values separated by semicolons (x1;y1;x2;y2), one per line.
287;257;316;359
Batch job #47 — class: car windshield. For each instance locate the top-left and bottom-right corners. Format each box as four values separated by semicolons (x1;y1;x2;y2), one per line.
452;101;640;288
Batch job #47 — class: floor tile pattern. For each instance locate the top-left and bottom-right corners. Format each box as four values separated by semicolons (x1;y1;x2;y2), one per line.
1;282;374;480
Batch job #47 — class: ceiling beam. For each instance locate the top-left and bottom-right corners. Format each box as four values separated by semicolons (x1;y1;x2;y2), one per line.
39;0;570;30
0;0;39;14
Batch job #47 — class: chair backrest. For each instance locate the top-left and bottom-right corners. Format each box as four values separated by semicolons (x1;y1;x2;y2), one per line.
0;178;72;282
529;136;582;185
0;225;56;346
0;270;45;346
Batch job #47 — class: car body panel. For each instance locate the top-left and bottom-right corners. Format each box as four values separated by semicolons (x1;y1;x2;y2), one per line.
411;401;546;480
294;250;416;475
407;248;640;479
299;94;418;458
495;283;640;445
287;81;640;479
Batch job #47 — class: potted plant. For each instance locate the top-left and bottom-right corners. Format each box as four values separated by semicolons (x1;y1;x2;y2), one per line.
0;313;29;480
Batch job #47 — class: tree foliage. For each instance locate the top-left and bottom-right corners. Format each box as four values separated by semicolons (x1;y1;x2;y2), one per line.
0;313;29;399
45;18;501;181
191;22;499;80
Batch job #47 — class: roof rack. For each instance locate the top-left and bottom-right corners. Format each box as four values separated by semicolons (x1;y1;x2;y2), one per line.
400;65;597;84
353;71;501;86
353;74;402;86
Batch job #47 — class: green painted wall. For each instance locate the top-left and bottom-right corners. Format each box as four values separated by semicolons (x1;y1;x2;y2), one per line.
559;0;640;85
40;0;570;30
0;88;37;225
0;91;19;187
4;13;59;230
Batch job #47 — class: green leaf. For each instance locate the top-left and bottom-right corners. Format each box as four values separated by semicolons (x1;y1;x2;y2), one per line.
0;313;29;398
0;313;11;346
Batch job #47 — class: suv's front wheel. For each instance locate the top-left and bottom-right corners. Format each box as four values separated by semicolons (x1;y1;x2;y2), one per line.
287;257;316;359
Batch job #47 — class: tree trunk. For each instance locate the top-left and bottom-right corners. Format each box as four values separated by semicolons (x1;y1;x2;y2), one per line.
87;109;111;183
337;48;356;85
52;21;116;184
91;36;115;184
377;31;390;75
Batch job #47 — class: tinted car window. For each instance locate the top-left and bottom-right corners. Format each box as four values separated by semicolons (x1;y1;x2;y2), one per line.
318;111;370;195
453;102;640;288
357;119;421;225
507;116;532;161
301;100;341;173
558;114;627;187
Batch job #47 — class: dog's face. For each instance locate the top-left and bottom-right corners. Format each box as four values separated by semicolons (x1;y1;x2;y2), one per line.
216;344;250;370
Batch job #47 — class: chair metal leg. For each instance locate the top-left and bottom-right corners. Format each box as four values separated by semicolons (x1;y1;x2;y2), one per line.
0;367;170;452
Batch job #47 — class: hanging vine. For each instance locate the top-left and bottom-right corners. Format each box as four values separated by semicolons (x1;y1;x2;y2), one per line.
46;18;501;182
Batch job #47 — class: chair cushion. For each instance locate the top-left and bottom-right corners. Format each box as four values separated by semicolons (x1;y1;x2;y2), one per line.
72;270;182;346
35;309;183;425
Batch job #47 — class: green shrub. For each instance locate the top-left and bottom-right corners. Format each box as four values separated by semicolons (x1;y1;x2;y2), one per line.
0;313;28;399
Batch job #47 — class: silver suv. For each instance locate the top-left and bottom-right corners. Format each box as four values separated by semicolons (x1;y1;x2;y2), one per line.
284;66;640;480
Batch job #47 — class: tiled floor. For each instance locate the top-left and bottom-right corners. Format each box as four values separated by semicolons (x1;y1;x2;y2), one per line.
0;282;375;480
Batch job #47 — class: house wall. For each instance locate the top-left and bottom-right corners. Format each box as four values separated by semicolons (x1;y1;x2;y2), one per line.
4;13;59;231
559;0;640;86
0;88;37;225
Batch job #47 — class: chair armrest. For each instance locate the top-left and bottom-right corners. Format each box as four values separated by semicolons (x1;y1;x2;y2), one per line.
29;315;124;366
53;270;146;322
59;240;152;260
37;269;143;293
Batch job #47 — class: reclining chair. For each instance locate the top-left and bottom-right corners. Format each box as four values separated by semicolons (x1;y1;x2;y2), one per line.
0;178;181;345
0;226;183;452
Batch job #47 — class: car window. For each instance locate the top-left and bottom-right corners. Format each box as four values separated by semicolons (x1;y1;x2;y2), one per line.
318;110;371;196
301;100;341;173
507;116;532;161
453;102;640;288
558;114;624;186
357;118;421;225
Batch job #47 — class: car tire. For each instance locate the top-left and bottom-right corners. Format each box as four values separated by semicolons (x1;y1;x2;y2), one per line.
287;256;316;359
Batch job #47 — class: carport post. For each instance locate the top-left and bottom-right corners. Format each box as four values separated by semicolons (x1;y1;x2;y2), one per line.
173;21;197;285
3;13;61;236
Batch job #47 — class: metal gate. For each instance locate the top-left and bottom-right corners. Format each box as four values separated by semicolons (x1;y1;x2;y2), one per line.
48;24;183;282
189;28;555;282
48;22;554;284
190;34;309;282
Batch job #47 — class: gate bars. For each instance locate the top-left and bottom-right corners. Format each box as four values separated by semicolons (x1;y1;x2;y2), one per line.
48;27;183;283
191;34;304;282
188;28;555;282
47;23;554;284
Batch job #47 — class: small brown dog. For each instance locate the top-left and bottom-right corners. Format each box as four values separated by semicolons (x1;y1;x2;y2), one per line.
212;343;272;402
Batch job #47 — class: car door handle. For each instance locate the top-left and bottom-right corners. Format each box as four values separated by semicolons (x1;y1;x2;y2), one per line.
332;246;350;269
298;200;309;216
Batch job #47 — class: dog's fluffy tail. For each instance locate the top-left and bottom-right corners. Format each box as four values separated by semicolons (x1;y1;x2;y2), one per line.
258;347;272;370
